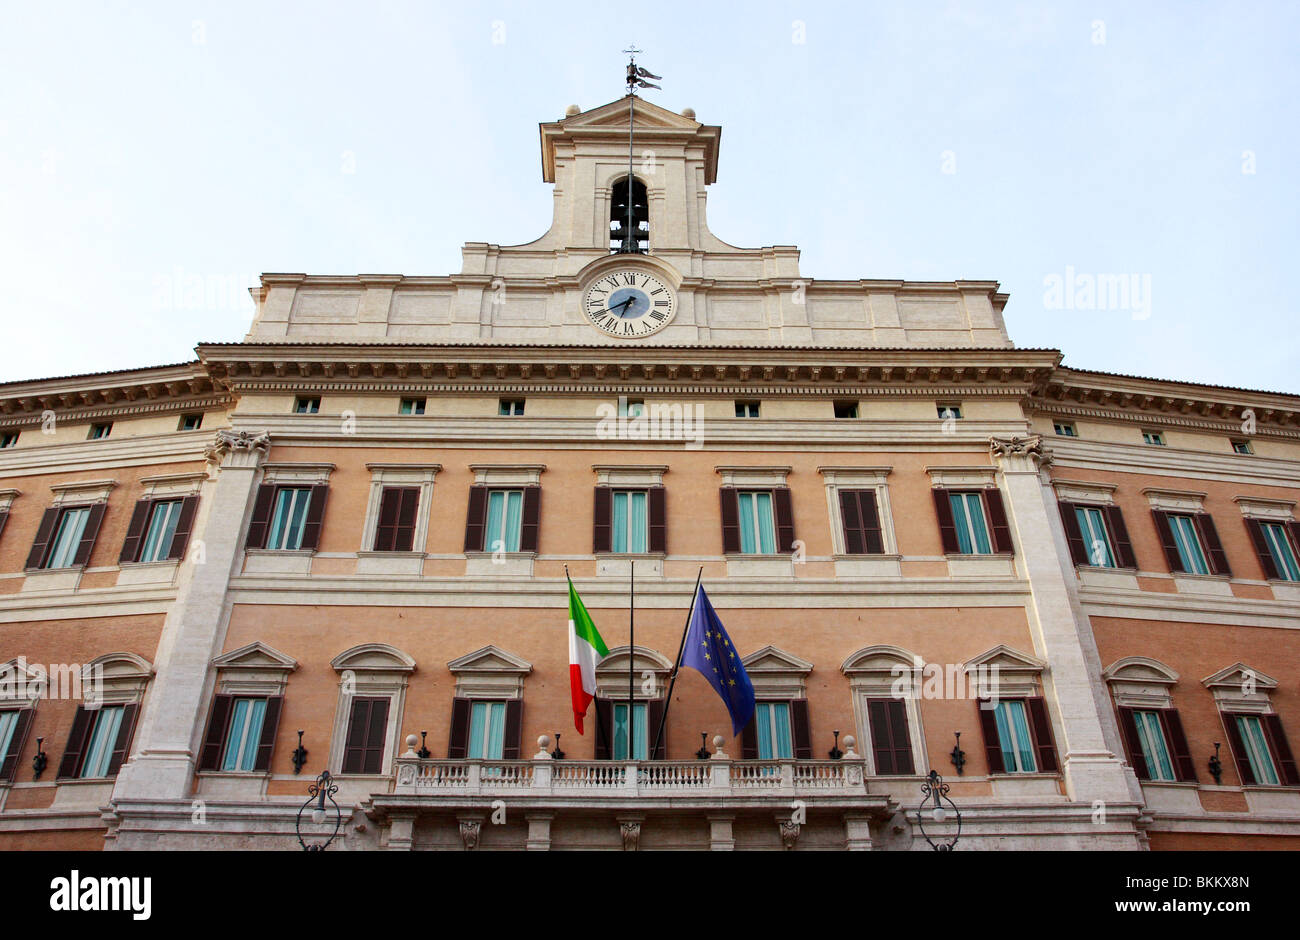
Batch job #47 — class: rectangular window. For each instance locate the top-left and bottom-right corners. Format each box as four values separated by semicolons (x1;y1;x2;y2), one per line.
220;698;268;772
373;486;419;552
179;414;203;431
737;491;776;554
88;423;112;440
45;506;91;569
1231;440;1253;455
1261;522;1300;581
949;491;992;555
498;399;525;416
612;702;647;760
735;401;760;418
80;705;125;778
342;697;390;775
293;397;320;414
1074;506;1116;568
1053;422;1077;437
754;702;793;760
866;698;916;775
1142;430;1165;446
993;700;1037;773
137;499;183;564
833;401;859;419
619;398;645;418
1168;513;1210;575
399;398;426;415
0;432;18;448
1236;715;1280;785
485;489;524;553
937;404;962;420
611;490;648;553
467;702;507;760
266;487;313;551
1133;710;1176;782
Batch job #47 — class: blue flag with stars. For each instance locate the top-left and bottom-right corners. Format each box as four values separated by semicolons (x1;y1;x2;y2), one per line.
680;584;755;736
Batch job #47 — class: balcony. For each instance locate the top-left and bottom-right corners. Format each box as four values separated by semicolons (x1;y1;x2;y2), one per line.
368;753;899;850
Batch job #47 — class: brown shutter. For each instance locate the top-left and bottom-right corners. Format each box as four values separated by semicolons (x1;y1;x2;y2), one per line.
299;484;329;550
1289;522;1300;566
0;708;34;782
977;700;1005;774
1104;504;1138;569
252;696;283;773
70;503;106;567
858;490;884;554
394;486;419;552
594;699;613;760
25;507;60;569
341;698;372;774
772;486;795;554
167;495;200;561
984;488;1014;554
0;509;8;542
647;485;666;554
118;499;152;564
1058;501;1089;566
105;703;140;777
1263;714;1300;786
464;485;488;552
1116;706;1149;780
1195;513;1231;577
932;488;960;554
1151;510;1184;572
790;698;812;759
447;697;471;759
592;486;612;553
1220;712;1255;785
245;484;276;549
740;716;758;759
519;486;541;552
502;699;523;759
1025;697;1058;773
373;487;401;551
1161;709;1197;783
719;487;740;554
1244;518;1281;580
839;490;864;555
56;706;94;778
362;698;389;774
867;699;895;774
887;698;915;774
198;694;234;771
647;699;665;759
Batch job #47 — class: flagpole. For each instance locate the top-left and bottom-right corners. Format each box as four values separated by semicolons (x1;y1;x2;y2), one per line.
650;566;704;760
628;559;635;758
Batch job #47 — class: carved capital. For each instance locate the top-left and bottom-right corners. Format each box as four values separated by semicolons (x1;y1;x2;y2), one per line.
989;434;1052;470
204;429;270;470
778;819;800;850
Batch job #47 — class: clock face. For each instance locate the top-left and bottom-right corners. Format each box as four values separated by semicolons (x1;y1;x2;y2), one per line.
582;270;676;337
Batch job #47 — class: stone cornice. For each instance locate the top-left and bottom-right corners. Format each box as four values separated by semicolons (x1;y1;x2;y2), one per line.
0;362;227;425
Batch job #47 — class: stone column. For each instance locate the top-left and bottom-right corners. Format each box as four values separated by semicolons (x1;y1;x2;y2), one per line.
387;813;417;851
843;813;875;851
525;813;553;851
707;814;735;851
111;429;271;803
989;435;1134;805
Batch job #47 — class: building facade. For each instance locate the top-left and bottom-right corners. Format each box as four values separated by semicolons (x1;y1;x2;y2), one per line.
0;97;1297;851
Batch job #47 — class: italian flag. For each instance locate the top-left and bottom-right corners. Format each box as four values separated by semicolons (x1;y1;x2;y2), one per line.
567;574;609;734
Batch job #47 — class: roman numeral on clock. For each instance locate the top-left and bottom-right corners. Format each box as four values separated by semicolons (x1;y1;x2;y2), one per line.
650;311;666;321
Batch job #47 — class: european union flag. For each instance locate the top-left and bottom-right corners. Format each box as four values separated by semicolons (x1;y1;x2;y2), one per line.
680;584;755;736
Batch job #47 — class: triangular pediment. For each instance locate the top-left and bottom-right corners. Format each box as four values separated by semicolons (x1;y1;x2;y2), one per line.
562;96;702;131
447;645;532;675
212;642;298;672
964;645;1046;674
1202;662;1277;690
742;646;813;675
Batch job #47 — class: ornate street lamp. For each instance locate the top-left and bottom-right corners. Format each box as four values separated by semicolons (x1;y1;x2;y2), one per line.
915;769;961;851
295;770;342;851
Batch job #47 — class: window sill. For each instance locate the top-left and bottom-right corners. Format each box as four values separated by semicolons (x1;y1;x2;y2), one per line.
20;566;85;592
723;554;794;578
1075;566;1139;591
116;559;181;586
243;549;315;576
1171;572;1233;597
356;551;427;577
944;554;1017;578
464;552;535;577
596;554;665;579
832;555;902;578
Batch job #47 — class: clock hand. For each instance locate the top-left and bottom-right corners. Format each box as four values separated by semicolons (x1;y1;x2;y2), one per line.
607;297;634;317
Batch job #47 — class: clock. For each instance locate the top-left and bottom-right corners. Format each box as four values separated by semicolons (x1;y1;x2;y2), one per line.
582;270;676;337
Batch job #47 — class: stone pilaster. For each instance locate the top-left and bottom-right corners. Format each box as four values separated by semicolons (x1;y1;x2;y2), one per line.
988;435;1135;806
111;430;271;803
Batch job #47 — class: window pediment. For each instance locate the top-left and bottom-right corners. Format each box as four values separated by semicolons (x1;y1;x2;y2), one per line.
595;645;672;699
83;651;154;706
212;642;297;696
331;643;416;674
742;646;812;697
1202;662;1277;714
1104;656;1179;709
448;645;532;699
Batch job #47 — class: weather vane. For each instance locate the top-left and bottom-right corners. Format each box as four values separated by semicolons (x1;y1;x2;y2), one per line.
617;46;662;253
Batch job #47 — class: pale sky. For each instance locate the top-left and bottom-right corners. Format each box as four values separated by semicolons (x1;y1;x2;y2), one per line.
1;1;1296;391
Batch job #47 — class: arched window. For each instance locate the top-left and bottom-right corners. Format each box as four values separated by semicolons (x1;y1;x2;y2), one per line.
610;176;649;253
